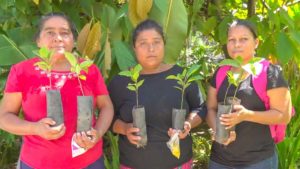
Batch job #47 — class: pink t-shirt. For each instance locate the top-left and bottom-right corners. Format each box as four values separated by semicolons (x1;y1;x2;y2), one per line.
5;58;108;169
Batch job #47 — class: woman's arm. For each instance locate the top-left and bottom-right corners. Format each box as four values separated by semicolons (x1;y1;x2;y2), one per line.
0;92;31;134
221;87;292;128
206;86;217;131
113;118;141;145
0;93;65;139
186;111;202;129
240;87;291;124
94;95;114;137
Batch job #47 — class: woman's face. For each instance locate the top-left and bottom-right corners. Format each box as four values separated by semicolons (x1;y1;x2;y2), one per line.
134;29;164;70
36;16;74;58
227;25;258;63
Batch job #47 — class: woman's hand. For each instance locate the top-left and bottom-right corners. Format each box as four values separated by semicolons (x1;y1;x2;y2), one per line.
222;131;236;145
210;129;236;146
168;121;191;139
34;118;66;140
73;128;101;150
220;105;248;129
124;123;141;145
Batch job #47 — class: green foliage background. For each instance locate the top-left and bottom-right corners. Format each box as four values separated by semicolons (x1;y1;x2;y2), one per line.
0;0;299;168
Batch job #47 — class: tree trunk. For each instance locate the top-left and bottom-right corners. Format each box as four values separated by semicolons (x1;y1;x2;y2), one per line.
247;0;256;18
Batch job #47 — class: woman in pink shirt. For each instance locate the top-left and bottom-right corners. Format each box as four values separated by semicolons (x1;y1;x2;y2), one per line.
0;12;113;169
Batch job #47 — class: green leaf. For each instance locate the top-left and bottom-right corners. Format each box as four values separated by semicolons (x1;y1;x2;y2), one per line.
199;16;217;35
257;36;274;58
188;75;203;83
248;57;262;64
218;59;240;67
39;47;51;60
290;31;300;45
149;0;187;63
184;82;191;89
65;52;78;67
181;69;187;77
217;16;232;45
133;64;142;73
75;65;81;75
187;64;201;77
276;32;293;64
127;85;136;91
235;56;243;65
132;70;139;82
0;34;29;66
113;41;136;70
80;60;93;72
136;79;144;88
279;9;295;30
177;80;184;87
119;70;132;77
174;86;182;91
131;64;142;82
166;75;179;80
268;11;280;31
152;0;167;14
7;27;36;46
34;62;50;71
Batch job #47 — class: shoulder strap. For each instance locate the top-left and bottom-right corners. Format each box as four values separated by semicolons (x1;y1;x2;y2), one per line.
252;59;270;109
216;66;231;92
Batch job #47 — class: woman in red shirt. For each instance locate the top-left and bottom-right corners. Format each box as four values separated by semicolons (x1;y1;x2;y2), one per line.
0;12;113;169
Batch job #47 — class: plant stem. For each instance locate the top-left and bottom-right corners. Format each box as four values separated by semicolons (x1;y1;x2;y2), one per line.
181;89;184;110
232;71;244;101
224;84;231;105
49;72;52;90
136;85;139;107
232;84;239;101
77;77;85;96
181;75;188;110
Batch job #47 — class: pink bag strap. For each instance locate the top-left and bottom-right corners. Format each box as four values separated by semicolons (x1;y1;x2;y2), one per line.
251;59;270;109
216;66;231;92
252;59;295;115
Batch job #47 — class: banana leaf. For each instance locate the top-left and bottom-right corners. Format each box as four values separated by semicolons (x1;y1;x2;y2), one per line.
0;34;35;66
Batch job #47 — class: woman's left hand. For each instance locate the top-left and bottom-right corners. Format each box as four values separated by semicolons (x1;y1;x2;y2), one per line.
168;121;191;139
73;128;101;150
220;105;247;129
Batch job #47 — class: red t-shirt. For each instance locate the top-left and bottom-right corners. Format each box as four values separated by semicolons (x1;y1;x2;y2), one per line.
5;58;109;169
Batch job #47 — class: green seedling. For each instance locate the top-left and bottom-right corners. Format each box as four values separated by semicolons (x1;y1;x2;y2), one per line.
34;47;54;87
218;56;262;104
166;64;203;109
119;64;144;107
64;52;93;95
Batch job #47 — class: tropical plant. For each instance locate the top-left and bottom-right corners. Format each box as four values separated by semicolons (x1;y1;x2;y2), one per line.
0;131;20;169
118;64;144;107
166;64;203;109
0;0;300;167
218;56;261;104
191;127;211;169
103;131;119;169
34;47;54;87
118;64;147;148
277;62;300;169
64;52;93;96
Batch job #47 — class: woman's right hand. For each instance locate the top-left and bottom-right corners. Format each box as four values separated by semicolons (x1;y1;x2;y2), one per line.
34;118;66;140
124;123;141;145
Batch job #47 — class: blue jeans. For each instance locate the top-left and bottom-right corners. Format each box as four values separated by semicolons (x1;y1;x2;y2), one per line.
208;151;278;169
20;156;105;169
